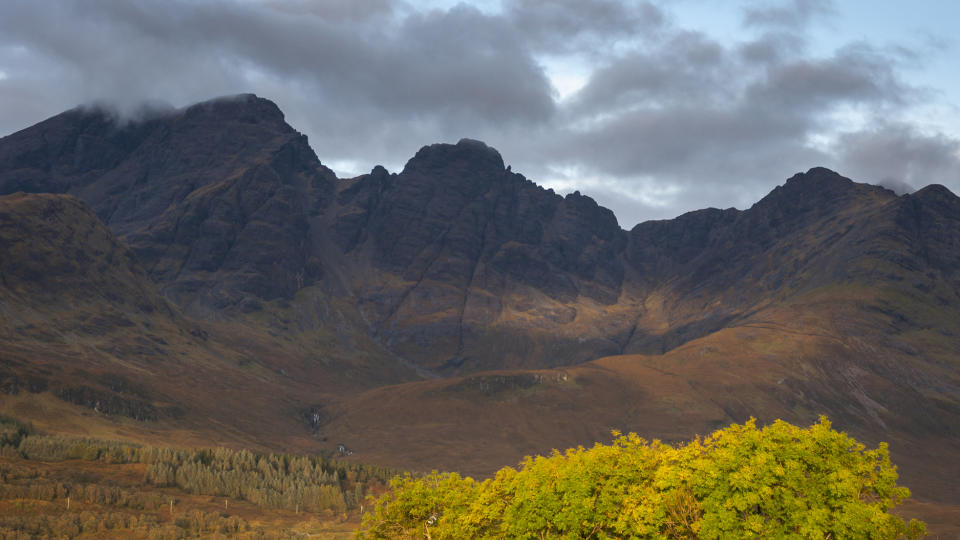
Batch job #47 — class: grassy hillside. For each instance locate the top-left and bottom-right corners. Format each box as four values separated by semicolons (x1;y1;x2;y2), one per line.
0;192;420;462
317;290;960;501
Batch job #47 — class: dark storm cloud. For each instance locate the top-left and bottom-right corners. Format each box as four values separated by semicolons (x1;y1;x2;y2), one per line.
0;0;559;170
504;0;665;54
570;31;729;115
0;0;958;226
0;0;553;121
265;0;396;21
836;124;960;193
744;43;910;113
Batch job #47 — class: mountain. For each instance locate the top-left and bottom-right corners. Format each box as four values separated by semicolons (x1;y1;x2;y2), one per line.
317;171;960;501
0;191;417;451
0;95;337;315
0;96;633;372
1;95;959;513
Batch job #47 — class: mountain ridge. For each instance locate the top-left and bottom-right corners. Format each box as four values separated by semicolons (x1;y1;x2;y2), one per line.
1;94;959;512
3;94;959;372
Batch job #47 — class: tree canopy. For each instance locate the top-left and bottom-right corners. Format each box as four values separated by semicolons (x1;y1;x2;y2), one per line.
359;417;925;539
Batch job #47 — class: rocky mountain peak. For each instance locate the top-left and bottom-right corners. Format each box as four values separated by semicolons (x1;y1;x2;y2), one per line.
181;93;286;125
562;190;621;234
910;183;959;205
747;166;895;225
402;138;506;176
779;166;858;197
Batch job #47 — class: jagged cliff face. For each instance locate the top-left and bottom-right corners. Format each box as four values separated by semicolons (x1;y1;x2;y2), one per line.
331;139;631;371
0;98;636;371
2;94;960;378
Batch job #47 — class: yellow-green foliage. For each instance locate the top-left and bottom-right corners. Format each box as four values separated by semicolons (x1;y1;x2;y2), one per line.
360;417;926;539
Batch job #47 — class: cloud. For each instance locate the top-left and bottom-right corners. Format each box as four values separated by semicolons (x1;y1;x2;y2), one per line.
504;0;665;54
744;43;911;114
525;26;915;216
507;4;959;224
0;0;957;227
569;31;730;116
742;0;835;29
0;0;558;167
264;0;396;22
0;1;554;118
835;123;960;192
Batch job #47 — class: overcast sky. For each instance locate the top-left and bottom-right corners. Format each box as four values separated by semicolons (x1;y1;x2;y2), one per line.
1;0;959;227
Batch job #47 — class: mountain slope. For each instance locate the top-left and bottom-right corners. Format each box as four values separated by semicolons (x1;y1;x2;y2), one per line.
310;172;960;500
0;192;417;453
1;95;959;514
621;168;960;353
319;284;960;501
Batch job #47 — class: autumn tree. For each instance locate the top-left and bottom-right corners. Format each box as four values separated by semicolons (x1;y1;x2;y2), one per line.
359;417;926;539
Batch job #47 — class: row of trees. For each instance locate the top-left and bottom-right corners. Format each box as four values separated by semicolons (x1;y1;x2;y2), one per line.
17;435;143;463
0;509;255;539
4;429;397;514
360;417;926;539
139;445;391;512
0;481;167;510
0;421;397;538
